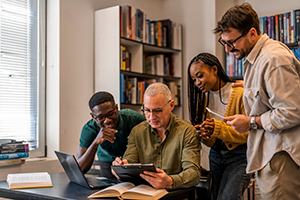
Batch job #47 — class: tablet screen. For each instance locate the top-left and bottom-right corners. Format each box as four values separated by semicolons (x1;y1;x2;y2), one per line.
111;163;156;185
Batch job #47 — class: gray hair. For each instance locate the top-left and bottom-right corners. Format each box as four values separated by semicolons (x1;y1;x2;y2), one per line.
144;83;172;103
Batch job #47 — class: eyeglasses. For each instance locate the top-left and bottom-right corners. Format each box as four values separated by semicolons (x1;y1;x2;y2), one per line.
218;32;245;49
93;109;117;122
141;100;171;116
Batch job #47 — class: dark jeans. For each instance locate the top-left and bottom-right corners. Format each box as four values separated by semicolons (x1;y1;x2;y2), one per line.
209;144;251;200
99;160;115;179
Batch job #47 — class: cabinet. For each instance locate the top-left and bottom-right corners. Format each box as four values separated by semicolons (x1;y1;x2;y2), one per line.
95;6;183;118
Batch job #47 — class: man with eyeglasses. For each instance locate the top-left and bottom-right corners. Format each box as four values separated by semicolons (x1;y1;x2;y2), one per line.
214;3;300;200
112;83;201;190
76;91;145;179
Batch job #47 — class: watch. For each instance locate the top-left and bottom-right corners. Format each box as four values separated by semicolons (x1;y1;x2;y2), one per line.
250;116;258;130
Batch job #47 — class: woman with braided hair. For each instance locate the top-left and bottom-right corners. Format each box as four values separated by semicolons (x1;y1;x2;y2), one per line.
187;52;250;200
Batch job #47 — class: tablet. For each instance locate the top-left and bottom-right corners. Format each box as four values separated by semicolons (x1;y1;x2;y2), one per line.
111;163;157;185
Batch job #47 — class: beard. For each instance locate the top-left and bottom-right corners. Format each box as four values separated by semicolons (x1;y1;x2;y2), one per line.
230;38;254;60
230;48;247;60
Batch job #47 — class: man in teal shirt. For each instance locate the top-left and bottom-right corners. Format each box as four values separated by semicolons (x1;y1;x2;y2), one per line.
77;91;145;179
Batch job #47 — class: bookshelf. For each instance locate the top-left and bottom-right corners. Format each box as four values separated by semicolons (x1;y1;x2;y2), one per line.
95;6;183;118
225;8;300;79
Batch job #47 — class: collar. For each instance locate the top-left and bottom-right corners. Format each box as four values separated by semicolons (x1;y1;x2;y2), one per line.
246;34;269;66
115;112;122;131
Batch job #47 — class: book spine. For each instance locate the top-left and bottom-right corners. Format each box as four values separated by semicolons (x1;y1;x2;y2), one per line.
271;15;275;40
283;13;287;43
279;14;284;42
120;74;124;103
0;143;29;150
259;17;264;34
0;152;29;160
264;16;268;36
295;9;300;42
291;10;295;43
0;147;29;154
275;14;279;41
287;12;290;43
0;158;25;167
267;16;272;38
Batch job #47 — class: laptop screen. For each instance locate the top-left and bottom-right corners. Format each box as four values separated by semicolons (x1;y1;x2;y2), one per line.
54;150;91;189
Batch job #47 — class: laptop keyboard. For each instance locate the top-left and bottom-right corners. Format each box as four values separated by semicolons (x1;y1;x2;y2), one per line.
86;177;116;189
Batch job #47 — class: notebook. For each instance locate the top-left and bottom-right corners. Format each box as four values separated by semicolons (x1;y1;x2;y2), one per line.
54;150;118;189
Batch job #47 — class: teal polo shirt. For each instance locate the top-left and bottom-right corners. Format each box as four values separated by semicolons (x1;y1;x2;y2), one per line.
79;109;145;162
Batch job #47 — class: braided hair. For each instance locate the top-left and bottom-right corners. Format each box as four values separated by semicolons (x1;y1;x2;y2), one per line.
187;52;234;125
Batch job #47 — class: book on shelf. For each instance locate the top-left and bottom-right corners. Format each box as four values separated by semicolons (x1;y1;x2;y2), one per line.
267;16;273;38
120;46;131;71
121;45;126;70
172;23;182;50
88;182;168;200
156;54;165;76
156;21;162;47
120;6;123;37
271;16;275;40
128;77;137;104
122;5;132;38
150;21;155;45
295;9;300;42
131;6;136;40
291;10;295;43
0;158;25;167
145;19;151;44
7;172;53;189
0;152;29;160
160;19;172;48
167;81;178;106
120;74;125;103
275;14;279;41
278;13;284;42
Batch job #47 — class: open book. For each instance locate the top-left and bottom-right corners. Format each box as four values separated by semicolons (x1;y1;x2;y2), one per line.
88;182;168;200
7;172;53;189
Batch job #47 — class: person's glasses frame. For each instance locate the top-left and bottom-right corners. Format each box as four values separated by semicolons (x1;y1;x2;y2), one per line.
93;108;118;122
218;32;245;49
141;100;172;116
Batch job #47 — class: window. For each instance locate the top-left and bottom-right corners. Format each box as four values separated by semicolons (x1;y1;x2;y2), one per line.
0;0;46;157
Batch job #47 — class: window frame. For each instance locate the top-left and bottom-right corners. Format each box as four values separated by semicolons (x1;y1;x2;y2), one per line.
0;0;46;157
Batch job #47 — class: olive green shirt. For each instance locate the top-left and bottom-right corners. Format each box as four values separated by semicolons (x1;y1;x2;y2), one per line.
123;112;201;190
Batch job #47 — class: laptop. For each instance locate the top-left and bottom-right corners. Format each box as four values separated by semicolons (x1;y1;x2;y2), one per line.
54;150;118;189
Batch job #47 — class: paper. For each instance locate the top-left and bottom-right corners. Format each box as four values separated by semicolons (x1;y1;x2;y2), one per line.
206;107;225;120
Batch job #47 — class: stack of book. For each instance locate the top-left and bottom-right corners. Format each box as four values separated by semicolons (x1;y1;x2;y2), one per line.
0;139;28;167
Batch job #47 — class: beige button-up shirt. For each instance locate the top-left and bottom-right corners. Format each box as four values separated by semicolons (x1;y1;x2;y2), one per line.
243;34;300;173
